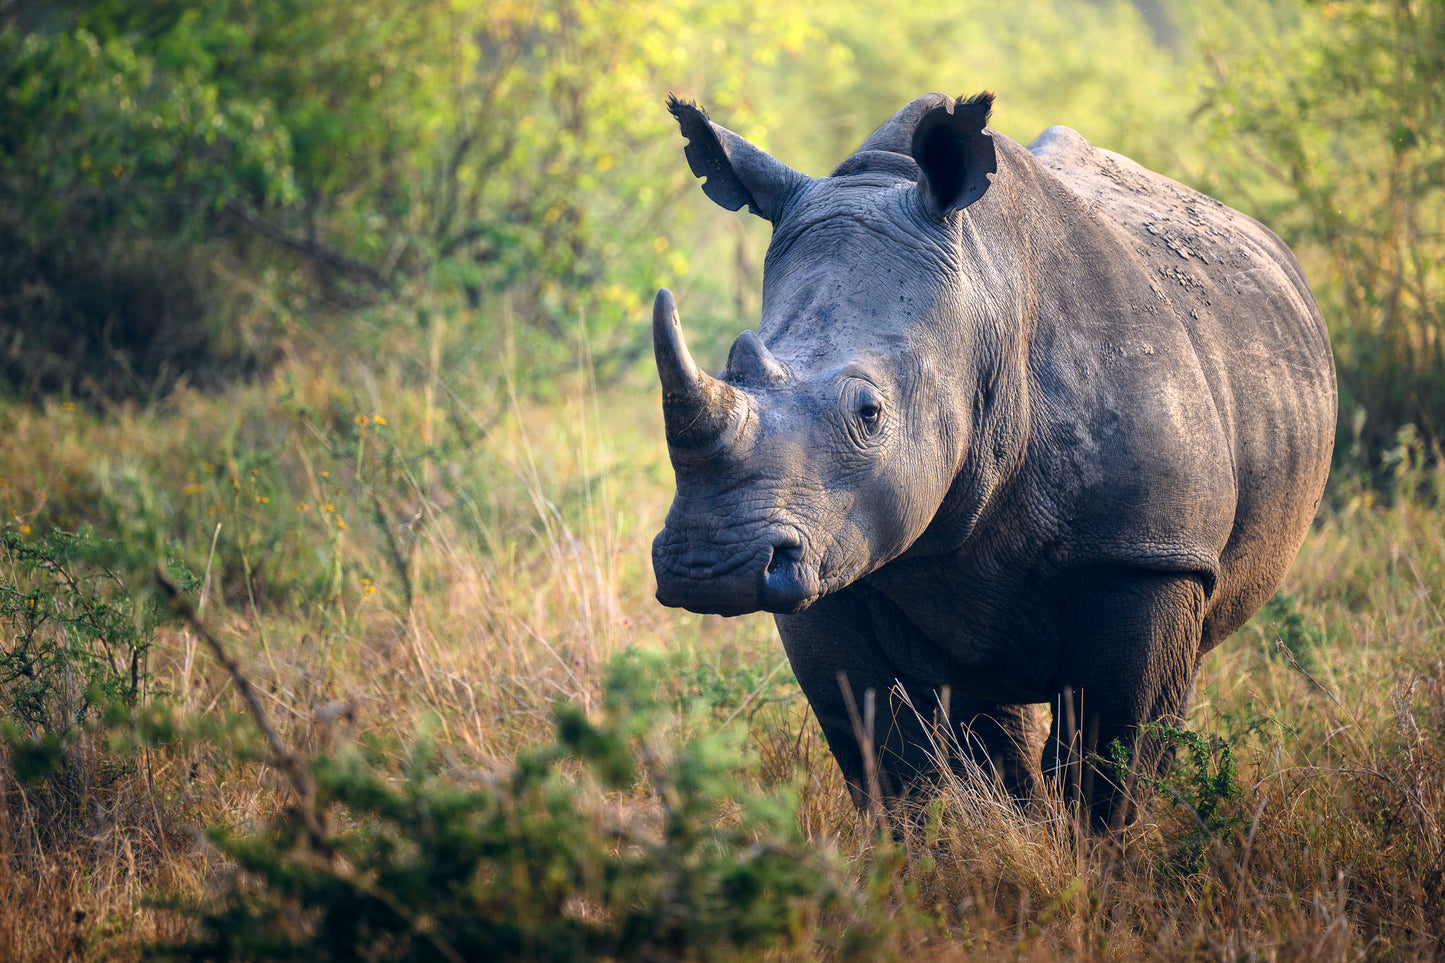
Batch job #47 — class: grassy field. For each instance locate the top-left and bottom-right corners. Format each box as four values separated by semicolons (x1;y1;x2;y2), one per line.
3;0;1441;958
2;342;1444;960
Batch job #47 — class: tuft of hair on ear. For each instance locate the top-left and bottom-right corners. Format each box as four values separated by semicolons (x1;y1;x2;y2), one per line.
666;93;705;124
955;89;996;127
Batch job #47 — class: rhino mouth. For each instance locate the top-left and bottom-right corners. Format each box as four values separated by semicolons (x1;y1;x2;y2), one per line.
653;530;822;616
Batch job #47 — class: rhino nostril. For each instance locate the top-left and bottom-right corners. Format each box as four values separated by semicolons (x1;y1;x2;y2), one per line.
766;535;802;575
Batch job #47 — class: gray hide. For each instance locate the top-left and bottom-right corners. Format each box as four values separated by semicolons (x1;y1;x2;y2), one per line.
650;92;1336;828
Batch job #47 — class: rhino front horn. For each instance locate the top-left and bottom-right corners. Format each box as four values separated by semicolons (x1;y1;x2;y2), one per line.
653;288;744;452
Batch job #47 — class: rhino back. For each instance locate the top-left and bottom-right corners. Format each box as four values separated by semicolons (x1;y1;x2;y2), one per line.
1009;126;1335;649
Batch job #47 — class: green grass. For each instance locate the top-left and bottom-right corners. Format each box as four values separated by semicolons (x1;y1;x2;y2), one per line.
3;344;1445;960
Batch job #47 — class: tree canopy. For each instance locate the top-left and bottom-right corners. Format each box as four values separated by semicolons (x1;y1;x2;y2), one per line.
2;0;1440;468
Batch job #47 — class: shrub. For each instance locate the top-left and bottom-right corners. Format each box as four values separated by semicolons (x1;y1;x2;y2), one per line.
149;652;875;962
0;528;189;841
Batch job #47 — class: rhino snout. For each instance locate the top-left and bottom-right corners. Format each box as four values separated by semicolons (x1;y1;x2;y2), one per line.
652;527;820;616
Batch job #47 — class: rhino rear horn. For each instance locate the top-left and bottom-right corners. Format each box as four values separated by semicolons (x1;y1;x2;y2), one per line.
653;289;745;451
911;91;997;215
724;330;788;386
668;95;810;223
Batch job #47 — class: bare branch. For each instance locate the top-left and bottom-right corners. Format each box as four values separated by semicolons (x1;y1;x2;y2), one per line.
154;565;330;857
224;200;391;292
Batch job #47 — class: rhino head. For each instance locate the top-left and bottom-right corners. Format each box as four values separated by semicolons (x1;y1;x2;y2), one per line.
652;92;1015;617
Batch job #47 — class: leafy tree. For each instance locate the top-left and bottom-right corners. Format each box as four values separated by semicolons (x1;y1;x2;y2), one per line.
0;6;296;397
0;0;816;399
1197;0;1445;465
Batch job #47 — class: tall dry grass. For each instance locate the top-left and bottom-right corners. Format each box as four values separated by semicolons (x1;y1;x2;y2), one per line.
2;346;1444;958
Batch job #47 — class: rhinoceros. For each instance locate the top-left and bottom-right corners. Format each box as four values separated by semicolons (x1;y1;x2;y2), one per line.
650;91;1335;828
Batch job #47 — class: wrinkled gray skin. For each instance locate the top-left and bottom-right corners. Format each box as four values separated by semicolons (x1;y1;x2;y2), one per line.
651;92;1335;829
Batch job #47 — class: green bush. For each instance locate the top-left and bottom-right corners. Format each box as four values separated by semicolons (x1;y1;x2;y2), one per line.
0;12;296;399
0;528;190;840
1117;724;1248;876
1258;591;1328;677
0;0;817;401
150;652;874;962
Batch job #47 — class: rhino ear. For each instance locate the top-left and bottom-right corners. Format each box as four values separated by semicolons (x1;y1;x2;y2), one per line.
668;95;809;223
910;91;997;216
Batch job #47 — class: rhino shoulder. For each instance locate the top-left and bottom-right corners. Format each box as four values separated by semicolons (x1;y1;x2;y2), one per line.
1025;124;1191;214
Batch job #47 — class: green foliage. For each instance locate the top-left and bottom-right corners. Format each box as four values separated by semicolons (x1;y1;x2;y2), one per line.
1258;590;1328;676
1163;727;1242;835
1197;0;1445;463
0;6;299;398
671;651;793;716
0;529;181;738
766;0;1193;172
151;652;866;962
0;527;189;835
1109;724;1247;876
0;0;818;400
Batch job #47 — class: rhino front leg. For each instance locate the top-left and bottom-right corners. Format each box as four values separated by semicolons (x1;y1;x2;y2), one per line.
1044;567;1206;831
777;583;1045;810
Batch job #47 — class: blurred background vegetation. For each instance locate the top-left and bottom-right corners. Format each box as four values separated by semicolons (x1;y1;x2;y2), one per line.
2;0;1441;468
3;1;1445;959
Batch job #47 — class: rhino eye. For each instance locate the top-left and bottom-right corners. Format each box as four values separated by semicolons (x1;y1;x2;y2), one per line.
845;381;886;440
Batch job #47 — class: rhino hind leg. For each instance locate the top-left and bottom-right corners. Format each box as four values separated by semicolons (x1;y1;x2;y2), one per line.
1044;567;1206;831
948;697;1049;800
776;584;1046;813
